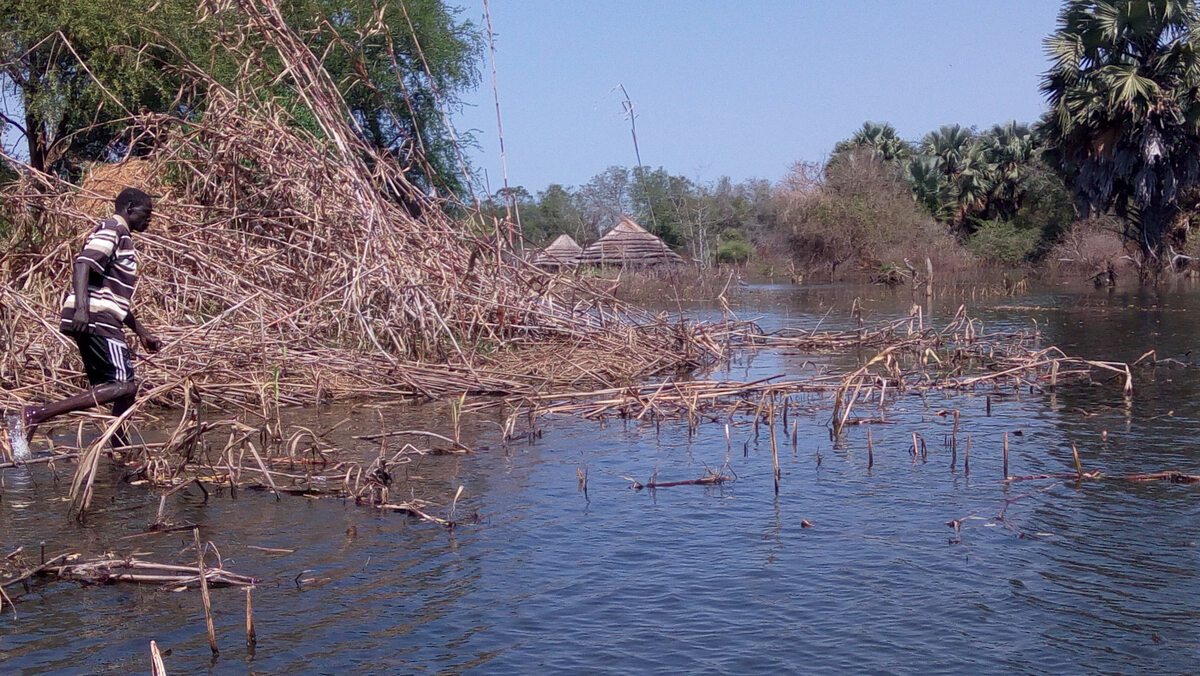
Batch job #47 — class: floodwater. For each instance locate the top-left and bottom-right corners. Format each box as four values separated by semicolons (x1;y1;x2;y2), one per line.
3;280;1200;675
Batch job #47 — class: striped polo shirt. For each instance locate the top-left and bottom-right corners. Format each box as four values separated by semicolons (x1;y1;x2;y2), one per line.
59;215;138;340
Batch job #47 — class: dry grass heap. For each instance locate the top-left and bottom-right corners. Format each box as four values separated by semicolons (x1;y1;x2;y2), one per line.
0;0;722;412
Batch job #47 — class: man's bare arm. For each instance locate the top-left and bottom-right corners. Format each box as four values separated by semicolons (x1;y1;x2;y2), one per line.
68;261;91;333
123;312;162;353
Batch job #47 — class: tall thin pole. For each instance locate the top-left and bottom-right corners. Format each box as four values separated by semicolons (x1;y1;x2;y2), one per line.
483;0;520;251
617;84;658;234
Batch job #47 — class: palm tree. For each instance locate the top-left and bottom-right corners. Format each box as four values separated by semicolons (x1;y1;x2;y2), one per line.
920;125;998;229
980;122;1036;220
922;124;975;177
834;121;913;164
907;155;954;220
1041;0;1200;267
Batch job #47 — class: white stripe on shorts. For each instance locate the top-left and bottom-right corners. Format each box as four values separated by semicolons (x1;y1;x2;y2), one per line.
107;338;128;382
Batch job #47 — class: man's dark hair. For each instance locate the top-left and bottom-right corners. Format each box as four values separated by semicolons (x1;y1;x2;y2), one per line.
115;187;152;213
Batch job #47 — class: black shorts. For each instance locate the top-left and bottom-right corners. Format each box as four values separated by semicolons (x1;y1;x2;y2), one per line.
70;333;134;385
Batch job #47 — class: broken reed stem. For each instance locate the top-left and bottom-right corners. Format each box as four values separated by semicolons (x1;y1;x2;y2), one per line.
769;397;779;495
245;587;257;647
1003;431;1010;479
725;423;731;463
965;435;971;475
1072;443;1083;479
867;427;874;469
247;442;281;501
832;389;844;438
150;640;167;676
193;528;218;656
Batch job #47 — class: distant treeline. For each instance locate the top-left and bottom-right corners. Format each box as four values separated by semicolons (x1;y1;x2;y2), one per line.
479;120;1079;277
490;0;1200;281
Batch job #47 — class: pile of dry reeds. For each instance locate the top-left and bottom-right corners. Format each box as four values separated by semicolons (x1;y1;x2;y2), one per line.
0;0;722;414
487;306;1136;429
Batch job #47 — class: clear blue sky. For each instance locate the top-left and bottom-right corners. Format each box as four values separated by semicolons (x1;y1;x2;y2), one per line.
454;1;1063;196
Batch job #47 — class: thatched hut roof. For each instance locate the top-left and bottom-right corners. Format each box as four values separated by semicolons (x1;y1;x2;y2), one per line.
533;233;583;270
577;217;682;267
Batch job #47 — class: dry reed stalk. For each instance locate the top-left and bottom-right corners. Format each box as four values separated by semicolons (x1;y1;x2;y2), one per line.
2;548;258;595
1005;469;1199;484
769;397;780;495
867;427;874;469
245;588;257;647
193;528;219;655
150;641;167;676
623;465;732;490
1003;432;1010;479
0;0;730;424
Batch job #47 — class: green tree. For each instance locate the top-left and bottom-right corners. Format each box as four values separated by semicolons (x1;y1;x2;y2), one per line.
0;0;195;174
906;155;953;220
577;166;632;239
979;122;1036;220
0;0;481;191
530;183;586;244
630;165;689;249
920;124;993;229
1041;0;1200;267
290;0;481;192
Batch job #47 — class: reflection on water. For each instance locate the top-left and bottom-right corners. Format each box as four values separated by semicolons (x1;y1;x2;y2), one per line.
2;282;1199;674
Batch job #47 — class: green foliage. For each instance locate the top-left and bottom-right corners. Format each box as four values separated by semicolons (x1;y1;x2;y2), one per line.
966;219;1041;263
714;230;753;264
1041;0;1200;264
832;121;913;164
714;240;753;264
0;0;197;174
832;119;1046;237
1;0;481;192
1013;159;1077;258
629;165;691;249
291;0;482;193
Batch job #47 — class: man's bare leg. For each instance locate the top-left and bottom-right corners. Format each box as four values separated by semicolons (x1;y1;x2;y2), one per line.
7;381;138;451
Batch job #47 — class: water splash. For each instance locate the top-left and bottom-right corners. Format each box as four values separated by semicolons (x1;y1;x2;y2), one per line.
5;412;30;462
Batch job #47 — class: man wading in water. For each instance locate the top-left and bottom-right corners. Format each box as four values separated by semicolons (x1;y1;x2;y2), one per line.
3;188;162;458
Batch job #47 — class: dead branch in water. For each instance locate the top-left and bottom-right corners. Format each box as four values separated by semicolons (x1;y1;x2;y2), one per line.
621;464;734;490
0;551;258;594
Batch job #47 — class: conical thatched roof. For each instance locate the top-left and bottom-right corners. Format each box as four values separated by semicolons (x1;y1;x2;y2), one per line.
533;233;583;270
577;217;683;267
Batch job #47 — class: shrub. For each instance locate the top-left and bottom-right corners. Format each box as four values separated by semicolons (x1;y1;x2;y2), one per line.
715;239;754;264
1046;217;1127;271
966;220;1040;263
775;150;966;278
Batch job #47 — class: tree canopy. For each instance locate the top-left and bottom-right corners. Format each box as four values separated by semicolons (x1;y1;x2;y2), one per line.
0;0;481;190
1041;0;1200;265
